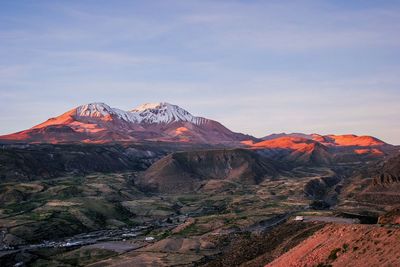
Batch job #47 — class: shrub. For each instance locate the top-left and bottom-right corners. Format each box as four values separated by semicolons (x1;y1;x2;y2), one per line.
328;248;341;260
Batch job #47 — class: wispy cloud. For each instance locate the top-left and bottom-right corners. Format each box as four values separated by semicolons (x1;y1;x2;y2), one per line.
0;0;399;143
177;2;400;52
45;51;168;65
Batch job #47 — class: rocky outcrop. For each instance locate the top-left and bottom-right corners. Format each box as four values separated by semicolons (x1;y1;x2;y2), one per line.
352;153;400;206
374;153;400;185
304;176;342;207
378;207;400;225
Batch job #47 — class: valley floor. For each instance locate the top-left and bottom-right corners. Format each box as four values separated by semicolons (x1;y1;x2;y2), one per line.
1;164;397;266
0;167;336;266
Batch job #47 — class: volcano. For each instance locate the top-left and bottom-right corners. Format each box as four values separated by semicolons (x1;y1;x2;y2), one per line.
0;102;254;144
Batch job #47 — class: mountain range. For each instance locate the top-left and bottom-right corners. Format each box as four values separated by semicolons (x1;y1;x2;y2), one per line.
1;102;400;267
0;102;393;161
0;102;252;144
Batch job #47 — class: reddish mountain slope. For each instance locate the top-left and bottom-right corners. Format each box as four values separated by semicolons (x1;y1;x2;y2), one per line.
262;133;385;147
313;134;385;147
0;103;389;156
252;136;317;150
0;102;253;144
266;224;400;267
257;133;389;160
246;137;332;165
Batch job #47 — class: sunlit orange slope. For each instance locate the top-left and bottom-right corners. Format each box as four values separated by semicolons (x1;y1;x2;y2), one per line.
245;137;333;165
312;134;385;147
243;133;389;162
261;133;386;147
251;136;316;150
0;102;255;144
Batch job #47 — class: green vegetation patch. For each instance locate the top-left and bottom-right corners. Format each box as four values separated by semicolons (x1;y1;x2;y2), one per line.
52;247;117;266
175;223;208;237
328;248;341;261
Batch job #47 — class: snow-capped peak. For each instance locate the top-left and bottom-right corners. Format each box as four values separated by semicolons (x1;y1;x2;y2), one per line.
132;102;165;112
75;103;140;122
74;102;207;125
76;103;114;118
130;102;205;124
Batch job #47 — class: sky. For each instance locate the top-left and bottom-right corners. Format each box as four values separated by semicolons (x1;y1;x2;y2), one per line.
0;0;399;144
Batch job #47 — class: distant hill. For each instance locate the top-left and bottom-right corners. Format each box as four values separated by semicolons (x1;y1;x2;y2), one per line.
138;149;279;193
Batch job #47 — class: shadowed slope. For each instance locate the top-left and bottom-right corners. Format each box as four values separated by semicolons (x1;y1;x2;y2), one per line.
138;149;279;193
248;137;333;165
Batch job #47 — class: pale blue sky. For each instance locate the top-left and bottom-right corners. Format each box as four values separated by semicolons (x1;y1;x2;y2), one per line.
0;0;399;144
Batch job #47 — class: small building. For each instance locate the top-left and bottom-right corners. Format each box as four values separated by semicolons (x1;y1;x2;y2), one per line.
294;216;304;221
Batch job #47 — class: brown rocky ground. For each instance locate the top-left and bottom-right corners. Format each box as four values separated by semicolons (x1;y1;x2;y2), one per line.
266;224;400;267
82;221;325;267
378;206;400;224
202;221;325;267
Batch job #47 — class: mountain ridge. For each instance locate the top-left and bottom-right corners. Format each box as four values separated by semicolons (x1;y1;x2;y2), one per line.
0;102;391;158
0;102;254;144
262;132;385;147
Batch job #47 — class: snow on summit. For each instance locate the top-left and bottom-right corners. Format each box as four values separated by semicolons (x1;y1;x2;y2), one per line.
76;103;114;117
131;102;165;112
74;102;206;125
0;100;247;144
131;102;205;124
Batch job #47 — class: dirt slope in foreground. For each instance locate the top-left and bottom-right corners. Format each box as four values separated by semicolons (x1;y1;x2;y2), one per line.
266;224;400;267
